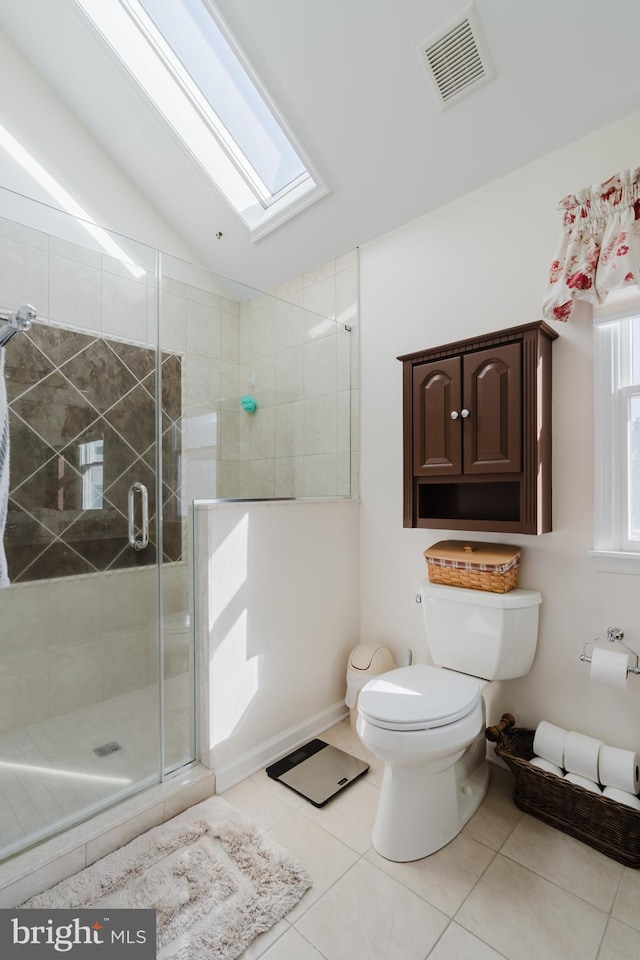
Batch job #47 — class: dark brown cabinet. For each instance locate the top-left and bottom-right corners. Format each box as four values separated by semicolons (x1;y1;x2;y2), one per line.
399;322;558;534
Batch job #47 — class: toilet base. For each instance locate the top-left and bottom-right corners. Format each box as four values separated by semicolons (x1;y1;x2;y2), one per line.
371;742;490;862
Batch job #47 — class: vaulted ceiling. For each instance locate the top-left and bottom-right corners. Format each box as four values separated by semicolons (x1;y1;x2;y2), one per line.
2;0;640;291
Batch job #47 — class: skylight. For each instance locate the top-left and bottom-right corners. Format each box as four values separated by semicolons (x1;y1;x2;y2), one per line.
74;0;326;237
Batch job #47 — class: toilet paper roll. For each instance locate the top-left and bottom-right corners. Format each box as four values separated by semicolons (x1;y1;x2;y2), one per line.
590;647;630;689
530;756;563;776
598;745;640;794
533;721;568;768
564;773;602;793
564;730;603;782
603;786;640;810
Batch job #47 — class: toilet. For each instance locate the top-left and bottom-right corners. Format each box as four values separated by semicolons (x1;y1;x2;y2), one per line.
356;579;541;862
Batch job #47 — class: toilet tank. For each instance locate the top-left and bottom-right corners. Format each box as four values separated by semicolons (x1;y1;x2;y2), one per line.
419;579;541;680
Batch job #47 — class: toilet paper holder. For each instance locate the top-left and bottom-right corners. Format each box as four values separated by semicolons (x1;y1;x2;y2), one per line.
580;627;640;677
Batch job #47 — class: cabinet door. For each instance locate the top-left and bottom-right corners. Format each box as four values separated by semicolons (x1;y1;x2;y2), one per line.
412;357;461;475
463;342;521;474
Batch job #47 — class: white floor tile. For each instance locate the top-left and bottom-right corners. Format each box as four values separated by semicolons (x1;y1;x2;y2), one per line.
0;674;193;855
456;854;608;960
248;769;308;810
268;811;359;921
612;867;640;932
366;831;495;916
296;858;448;960
501;813;624;911
221;777;297;832
428;922;507;960
298;776;379;854
462;768;522;850
259;927;325;959
599;919;640;960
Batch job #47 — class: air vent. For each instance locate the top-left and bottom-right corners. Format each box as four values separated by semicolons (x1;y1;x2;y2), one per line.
419;4;496;110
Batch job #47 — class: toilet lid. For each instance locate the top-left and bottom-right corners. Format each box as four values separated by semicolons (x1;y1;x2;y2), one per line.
358;664;482;730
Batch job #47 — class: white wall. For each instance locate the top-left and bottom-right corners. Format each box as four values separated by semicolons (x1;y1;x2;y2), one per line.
359;110;640;751
195;498;360;789
0;32;198;264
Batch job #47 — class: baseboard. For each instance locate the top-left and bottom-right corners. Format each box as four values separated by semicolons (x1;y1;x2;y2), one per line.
213;702;349;793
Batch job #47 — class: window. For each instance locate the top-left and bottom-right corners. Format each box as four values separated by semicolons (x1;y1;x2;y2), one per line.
78;439;105;510
74;0;326;237
593;291;640;571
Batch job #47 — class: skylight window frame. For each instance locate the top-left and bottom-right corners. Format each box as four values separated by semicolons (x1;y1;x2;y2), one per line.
73;0;327;237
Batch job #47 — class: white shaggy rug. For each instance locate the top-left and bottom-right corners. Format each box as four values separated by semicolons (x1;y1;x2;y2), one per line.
22;796;311;960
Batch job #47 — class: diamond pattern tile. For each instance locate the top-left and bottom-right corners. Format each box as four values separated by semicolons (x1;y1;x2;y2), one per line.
61;339;138;415
104;383;155;459
108;339;156;381
161;354;182;422
11;371;99;451
2;333;54;403
4;323;182;582
7;414;57;491
14;540;97;582
28;324;97;367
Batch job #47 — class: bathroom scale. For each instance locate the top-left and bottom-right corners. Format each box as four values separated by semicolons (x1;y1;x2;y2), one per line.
266;739;370;807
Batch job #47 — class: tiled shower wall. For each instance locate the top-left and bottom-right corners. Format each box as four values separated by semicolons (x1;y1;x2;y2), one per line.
0;218;214;734
218;249;359;499
4;326;182;582
0;214;358;735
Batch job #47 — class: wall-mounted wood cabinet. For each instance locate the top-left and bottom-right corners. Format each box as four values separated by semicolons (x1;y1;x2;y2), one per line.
398;321;558;534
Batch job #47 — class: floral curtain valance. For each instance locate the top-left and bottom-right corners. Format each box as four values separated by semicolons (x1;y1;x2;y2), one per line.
542;167;640;322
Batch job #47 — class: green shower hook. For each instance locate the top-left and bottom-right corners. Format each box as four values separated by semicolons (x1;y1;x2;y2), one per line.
240;395;258;413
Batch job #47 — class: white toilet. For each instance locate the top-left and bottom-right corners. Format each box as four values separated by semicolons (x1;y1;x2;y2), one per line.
356;579;541;862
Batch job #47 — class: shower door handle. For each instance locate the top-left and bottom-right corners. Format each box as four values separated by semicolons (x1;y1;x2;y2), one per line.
128;482;150;551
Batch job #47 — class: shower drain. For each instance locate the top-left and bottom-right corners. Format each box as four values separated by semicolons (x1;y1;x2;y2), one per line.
93;741;122;757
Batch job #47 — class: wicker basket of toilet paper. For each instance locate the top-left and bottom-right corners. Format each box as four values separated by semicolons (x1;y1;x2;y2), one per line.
423;541;521;594
487;719;640;867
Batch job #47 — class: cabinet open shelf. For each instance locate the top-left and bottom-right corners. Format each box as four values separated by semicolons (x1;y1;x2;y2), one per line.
417;479;521;526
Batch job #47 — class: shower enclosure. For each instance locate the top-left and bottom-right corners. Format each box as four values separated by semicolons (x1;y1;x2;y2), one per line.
0;187;355;861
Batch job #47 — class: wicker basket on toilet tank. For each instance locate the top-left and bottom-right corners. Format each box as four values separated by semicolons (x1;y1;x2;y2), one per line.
423;541;521;594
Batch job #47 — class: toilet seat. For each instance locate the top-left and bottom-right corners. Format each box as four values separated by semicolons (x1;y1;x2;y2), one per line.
358;664;482;731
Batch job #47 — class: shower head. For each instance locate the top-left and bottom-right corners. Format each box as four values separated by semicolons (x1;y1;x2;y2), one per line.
0;303;37;347
11;303;37;330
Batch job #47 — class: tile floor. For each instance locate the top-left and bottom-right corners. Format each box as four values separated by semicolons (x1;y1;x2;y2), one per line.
0;674;193;855
220;720;640;960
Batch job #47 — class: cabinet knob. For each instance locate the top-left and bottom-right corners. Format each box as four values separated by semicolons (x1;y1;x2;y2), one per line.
461;408;470;418
450;411;459;420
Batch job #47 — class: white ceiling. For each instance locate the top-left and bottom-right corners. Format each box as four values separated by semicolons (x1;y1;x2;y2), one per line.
2;0;640;292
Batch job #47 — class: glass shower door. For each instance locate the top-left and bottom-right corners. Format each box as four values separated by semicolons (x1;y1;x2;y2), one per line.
0;203;191;859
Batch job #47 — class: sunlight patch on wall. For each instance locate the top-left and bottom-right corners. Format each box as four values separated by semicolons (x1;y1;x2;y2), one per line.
0;121;145;277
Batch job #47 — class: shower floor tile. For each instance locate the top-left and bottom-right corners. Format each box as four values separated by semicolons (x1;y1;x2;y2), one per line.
0;673;193;857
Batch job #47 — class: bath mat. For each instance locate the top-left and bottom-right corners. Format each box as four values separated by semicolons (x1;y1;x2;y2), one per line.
21;796;311;960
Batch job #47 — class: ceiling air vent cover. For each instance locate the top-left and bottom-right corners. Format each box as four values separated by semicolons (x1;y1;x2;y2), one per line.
419;3;496;110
